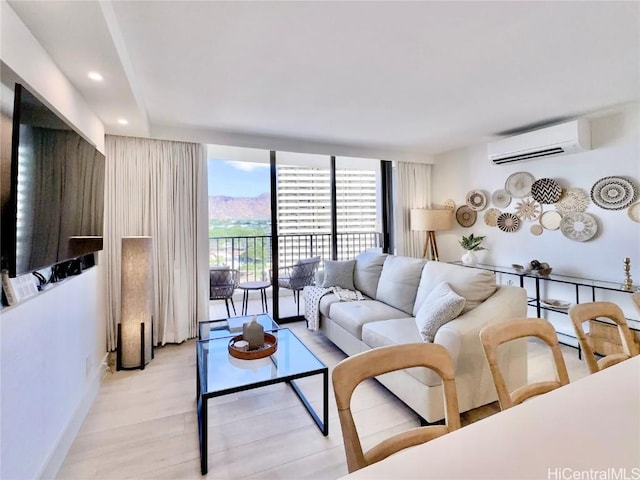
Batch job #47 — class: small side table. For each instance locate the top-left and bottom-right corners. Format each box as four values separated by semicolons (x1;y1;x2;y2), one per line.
238;281;270;315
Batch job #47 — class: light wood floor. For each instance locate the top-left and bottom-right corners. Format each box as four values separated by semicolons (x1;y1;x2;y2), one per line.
57;313;589;479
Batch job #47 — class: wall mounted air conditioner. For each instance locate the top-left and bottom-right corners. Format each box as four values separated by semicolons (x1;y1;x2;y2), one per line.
488;119;590;165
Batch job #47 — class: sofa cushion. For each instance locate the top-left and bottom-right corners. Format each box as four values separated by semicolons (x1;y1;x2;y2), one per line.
330;300;410;339
413;261;497;315
362;318;443;387
415;282;466;342
321;260;356;290
353;252;388;298
375;256;426;314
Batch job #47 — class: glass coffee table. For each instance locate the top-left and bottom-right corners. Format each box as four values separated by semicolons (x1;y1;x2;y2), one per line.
196;327;328;475
198;313;278;340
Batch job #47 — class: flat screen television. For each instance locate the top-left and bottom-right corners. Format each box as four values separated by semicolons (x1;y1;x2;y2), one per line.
1;83;105;278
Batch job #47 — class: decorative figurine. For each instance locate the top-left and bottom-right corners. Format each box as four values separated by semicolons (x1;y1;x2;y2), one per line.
242;316;264;349
622;257;633;291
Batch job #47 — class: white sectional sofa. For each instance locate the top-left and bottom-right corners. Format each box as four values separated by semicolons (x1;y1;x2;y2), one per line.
308;252;528;423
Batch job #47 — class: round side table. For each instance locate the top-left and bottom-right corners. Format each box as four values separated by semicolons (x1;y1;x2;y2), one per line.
238;281;270;315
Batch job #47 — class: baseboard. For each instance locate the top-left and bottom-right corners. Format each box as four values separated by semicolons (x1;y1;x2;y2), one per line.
37;351;109;479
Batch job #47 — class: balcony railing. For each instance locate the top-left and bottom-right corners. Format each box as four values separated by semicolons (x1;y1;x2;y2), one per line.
209;232;381;282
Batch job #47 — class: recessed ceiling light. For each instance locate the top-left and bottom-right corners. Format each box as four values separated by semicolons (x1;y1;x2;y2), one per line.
88;71;103;81
117;118;129;125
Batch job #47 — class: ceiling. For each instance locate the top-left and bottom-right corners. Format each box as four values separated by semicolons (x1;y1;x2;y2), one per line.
8;1;640;160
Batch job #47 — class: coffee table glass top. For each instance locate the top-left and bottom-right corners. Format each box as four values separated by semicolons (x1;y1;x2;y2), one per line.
198;313;278;340
197;328;326;395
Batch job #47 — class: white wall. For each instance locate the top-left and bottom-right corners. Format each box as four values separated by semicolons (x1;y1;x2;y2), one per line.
0;3;107;479
430;104;640;335
1;270;105;479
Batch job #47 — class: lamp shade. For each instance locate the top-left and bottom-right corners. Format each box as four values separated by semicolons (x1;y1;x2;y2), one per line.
410;209;454;232
120;236;153;368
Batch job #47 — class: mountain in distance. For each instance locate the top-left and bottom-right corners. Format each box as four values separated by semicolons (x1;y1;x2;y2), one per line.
209;192;270;220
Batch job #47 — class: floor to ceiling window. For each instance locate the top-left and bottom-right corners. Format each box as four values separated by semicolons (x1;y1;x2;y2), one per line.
207;145;384;322
335;156;381;260
207;145;272;320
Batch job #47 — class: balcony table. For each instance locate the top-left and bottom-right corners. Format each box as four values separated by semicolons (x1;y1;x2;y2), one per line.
238;280;270;315
339;356;640;479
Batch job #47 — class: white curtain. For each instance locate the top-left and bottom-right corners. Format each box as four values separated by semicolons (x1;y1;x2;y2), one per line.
104;136;209;350
394;161;433;258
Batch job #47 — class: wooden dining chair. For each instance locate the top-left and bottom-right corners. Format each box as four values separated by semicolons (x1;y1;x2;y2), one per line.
332;343;460;473
568;301;639;374
480;318;569;411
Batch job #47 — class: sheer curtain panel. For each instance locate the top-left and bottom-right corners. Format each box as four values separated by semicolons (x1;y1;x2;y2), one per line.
104;136;208;350
394;161;433;258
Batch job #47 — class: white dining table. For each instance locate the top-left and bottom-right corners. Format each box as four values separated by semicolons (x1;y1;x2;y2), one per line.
339;356;640;480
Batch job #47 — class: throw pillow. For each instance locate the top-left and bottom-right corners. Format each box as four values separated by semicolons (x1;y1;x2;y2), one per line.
353;252;388;298
415;281;466;342
413;261;497;316
375;255;426;315
321;260;356;290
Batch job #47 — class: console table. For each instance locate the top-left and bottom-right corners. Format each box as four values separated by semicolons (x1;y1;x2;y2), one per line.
451;261;640;352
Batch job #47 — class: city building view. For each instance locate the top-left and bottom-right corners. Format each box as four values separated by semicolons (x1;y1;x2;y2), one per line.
207;148;381;288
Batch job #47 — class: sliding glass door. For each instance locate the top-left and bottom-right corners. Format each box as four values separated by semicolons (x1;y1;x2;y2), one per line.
207;145;386;322
335;156;381;259
274;151;331;319
207;145;272;320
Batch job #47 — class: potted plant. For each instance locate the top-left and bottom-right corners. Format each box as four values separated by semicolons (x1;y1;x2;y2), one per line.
459;233;486;265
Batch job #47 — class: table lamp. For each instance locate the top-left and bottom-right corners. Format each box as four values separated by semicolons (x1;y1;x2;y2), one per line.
410;209;454;261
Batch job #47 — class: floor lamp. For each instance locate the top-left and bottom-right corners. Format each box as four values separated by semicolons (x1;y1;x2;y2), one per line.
410;209;454;261
117;236;154;370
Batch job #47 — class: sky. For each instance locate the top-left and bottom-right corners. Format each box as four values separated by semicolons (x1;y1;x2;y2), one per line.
208;160;270;197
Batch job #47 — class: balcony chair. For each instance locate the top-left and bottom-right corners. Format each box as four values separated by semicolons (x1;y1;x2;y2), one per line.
209;267;239;318
568;301;639;375
274;256;321;315
480;317;569;411
332;343;461;473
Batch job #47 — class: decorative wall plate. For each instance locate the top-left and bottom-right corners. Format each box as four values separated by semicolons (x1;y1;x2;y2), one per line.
515;198;542;222
496;212;520;232
531;178;562;204
530;224;543;236
540;210;562;230
628;202;640;223
491;189;511;208
466;190;487;211
554;188;589;215
483;208;501;227
560;212;598;242
505;172;535;198
456;205;477;227
443;199;456;210
591;176;637;210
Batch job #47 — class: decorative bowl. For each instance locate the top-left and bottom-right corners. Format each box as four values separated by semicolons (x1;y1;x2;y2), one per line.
228;333;277;360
